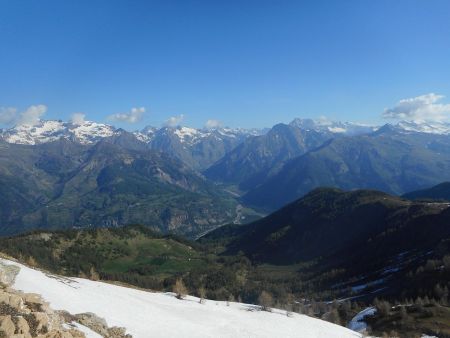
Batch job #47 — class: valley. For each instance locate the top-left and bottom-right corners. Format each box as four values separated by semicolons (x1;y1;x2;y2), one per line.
2;3;449;336
2;118;450;337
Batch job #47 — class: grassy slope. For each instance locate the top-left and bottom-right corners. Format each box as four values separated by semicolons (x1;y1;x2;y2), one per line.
0;226;207;283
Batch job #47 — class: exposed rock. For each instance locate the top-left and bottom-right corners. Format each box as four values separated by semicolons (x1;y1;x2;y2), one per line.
0;262;20;286
0;260;132;337
75;312;131;338
38;329;85;338
0;267;86;338
0;314;16;336
33;312;50;332
75;312;108;336
15;316;31;335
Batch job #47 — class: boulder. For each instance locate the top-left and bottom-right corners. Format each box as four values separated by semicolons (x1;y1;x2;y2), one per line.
0;262;20;286
0;314;16;336
75;312;109;336
15;315;31;335
33;311;50;332
8;293;25;310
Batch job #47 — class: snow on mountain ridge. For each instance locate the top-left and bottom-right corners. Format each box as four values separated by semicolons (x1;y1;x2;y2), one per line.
289;118;450;136
395;120;450;134
289;118;377;135
1;120;117;145
4;118;449;147
0;120;262;146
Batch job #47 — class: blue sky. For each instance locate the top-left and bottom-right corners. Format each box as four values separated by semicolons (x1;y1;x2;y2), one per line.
1;0;450;129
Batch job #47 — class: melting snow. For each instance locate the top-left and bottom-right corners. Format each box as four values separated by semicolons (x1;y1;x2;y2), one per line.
348;307;376;332
2;258;361;338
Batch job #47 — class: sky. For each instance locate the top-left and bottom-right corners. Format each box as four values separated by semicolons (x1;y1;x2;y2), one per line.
1;0;450;130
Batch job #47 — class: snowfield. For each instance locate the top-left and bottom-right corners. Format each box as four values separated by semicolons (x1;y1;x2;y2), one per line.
2;258;361;338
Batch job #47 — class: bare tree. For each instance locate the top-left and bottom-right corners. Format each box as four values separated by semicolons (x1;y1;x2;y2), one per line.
227;294;235;307
90;266;100;281
173;278;188;300
258;291;273;312
198;287;206;304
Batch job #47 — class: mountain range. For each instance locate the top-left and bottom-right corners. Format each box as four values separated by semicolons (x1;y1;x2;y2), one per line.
0;120;264;170
0;134;238;237
3;117;450;235
242;125;450;210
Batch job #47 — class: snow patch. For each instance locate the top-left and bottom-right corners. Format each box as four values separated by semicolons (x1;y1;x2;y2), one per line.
348;307;376;332
2;258;361;338
63;322;103;338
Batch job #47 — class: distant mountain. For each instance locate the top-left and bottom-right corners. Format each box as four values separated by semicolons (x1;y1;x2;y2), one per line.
395;120;450;135
1;120;117;145
243;126;450;210
140;126;262;170
0;120;263;170
403;182;450;201
0;136;237;237
289;118;377;136
205;187;450;300
204;121;339;190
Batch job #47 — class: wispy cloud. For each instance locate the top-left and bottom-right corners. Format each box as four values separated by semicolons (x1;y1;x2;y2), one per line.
164;114;184;127
71;112;86;125
0;105;48;126
17;105;48;126
108;107;145;123
0;107;18;125
383;93;450;122
205;119;222;129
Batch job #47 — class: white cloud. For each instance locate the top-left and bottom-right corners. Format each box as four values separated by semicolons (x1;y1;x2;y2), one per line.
164;114;184;127
71;113;86;125
17;105;47;126
205;119;222;129
383;93;450;122
108;107;145;123
0;107;18;125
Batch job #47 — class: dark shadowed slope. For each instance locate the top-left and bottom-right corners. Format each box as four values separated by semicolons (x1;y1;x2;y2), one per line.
403;182;450;201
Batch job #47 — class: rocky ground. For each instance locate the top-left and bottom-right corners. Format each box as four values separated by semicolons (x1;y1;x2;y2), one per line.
0;259;131;338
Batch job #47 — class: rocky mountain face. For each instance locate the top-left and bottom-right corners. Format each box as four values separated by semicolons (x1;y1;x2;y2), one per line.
140;126;261;170
0;137;237;237
204;123;336;190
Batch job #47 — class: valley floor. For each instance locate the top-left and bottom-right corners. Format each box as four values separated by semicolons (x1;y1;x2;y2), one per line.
1;258;361;338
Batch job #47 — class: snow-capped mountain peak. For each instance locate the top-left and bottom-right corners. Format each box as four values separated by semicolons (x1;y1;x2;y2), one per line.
395;120;450;134
289;118;377;136
0;119;265;153
1;120;117;145
173;126;202;143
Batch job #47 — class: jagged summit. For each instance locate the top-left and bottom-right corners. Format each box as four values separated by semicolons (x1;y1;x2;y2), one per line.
0;119;263;146
1;120;117;145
